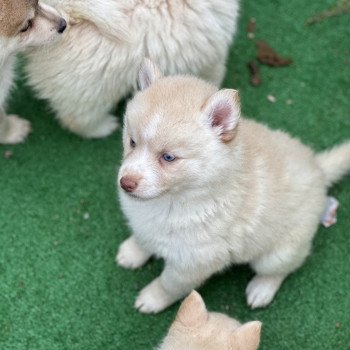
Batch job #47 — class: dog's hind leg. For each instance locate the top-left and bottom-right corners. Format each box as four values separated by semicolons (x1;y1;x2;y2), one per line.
246;241;312;309
199;61;226;87
51;96;119;138
58;111;119;139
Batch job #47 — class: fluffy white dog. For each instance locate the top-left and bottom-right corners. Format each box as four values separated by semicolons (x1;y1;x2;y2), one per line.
25;0;239;138
0;0;66;144
117;60;350;314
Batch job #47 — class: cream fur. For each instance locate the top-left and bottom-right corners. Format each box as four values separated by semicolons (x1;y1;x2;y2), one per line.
159;291;262;350
25;0;239;138
117;62;350;313
0;1;66;144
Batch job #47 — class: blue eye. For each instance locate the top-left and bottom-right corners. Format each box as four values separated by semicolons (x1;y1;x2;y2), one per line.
162;153;176;162
130;138;136;148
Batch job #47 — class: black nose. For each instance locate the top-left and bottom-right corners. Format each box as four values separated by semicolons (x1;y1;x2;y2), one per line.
57;18;67;34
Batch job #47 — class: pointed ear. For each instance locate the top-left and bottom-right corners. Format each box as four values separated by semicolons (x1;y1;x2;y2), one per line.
138;58;163;90
232;321;262;350
175;291;208;328
202;89;241;142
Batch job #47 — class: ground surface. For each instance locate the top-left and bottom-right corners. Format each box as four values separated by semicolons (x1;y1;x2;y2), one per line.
0;0;349;349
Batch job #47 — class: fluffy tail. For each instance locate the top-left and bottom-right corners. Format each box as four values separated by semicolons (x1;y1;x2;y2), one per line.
316;141;350;187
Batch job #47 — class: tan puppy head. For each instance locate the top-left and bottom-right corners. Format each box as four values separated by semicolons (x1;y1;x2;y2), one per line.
159;291;262;350
118;59;241;199
0;0;66;53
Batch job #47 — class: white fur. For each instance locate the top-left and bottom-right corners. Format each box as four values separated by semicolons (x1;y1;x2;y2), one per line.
0;1;66;144
25;0;240;138
117;65;350;313
116;236;152;269
143;113;161;142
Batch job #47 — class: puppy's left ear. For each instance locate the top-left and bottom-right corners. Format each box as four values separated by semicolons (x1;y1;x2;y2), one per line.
175;291;208;328
202;89;241;143
138;58;163;90
231;321;262;350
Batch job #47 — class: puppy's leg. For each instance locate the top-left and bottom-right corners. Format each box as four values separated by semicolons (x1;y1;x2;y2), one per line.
246;242;312;309
116;236;152;269
0;110;31;144
135;261;228;314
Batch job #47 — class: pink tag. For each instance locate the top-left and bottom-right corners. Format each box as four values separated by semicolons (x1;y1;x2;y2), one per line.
320;197;339;228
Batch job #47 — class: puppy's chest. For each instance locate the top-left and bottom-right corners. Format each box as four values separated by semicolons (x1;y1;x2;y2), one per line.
122;197;231;263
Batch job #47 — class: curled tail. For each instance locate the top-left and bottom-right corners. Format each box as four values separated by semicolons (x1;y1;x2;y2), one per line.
316;141;350;187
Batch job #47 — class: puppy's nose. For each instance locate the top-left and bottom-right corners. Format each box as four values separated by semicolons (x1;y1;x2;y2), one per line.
57;18;67;34
120;177;138;193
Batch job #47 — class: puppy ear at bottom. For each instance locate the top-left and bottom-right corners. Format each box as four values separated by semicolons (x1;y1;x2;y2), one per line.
231;321;262;350
138;58;163;91
175;291;208;328
202;89;241;143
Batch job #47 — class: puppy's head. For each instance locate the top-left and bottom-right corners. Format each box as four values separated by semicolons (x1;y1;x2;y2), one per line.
118;59;241;200
0;0;66;53
159;291;262;350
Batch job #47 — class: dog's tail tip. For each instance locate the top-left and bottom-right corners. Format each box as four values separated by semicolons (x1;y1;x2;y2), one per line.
316;140;350;187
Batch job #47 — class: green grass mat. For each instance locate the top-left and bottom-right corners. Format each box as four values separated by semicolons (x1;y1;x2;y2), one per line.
1;0;349;349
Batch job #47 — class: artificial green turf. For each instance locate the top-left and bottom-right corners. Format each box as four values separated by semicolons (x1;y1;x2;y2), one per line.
1;0;349;349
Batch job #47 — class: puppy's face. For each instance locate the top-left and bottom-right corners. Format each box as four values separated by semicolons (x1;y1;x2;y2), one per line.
0;0;66;53
118;60;241;200
160;291;262;350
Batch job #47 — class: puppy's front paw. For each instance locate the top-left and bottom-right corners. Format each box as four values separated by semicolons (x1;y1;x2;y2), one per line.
246;275;284;309
2;115;31;144
116;237;151;270
135;278;176;314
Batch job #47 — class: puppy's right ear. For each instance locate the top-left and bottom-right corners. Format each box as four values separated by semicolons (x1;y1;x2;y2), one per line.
175;291;208;328
138;58;163;90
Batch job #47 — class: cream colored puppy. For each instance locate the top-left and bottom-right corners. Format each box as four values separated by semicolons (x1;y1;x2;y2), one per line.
159;291;262;350
0;0;66;144
117;60;350;313
25;0;239;138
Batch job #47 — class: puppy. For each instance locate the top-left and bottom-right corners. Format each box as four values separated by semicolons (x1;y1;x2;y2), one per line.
159;291;262;350
116;60;350;314
24;0;239;138
0;0;67;144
